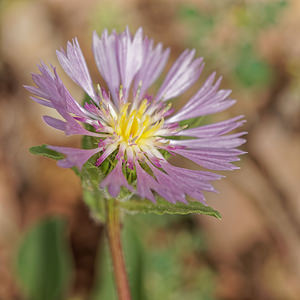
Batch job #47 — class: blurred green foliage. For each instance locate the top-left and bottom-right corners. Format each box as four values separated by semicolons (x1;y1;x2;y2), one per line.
92;214;216;300
234;43;272;87
16;217;72;300
179;1;287;89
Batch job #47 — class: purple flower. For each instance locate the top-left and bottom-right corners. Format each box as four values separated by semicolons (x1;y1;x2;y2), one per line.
25;27;246;204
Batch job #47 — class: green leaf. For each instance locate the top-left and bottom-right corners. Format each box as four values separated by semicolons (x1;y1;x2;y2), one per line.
90;244;118;300
16;217;72;300
81;162;106;222
119;198;221;219
123;222;146;300
82;187;106;222
29;145;64;160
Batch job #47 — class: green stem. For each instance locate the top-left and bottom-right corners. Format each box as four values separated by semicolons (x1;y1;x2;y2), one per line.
106;198;131;300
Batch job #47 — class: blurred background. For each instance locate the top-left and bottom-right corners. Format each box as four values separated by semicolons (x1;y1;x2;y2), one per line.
1;0;300;299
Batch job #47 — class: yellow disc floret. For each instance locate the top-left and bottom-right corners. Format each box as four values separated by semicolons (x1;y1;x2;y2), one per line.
112;99;164;147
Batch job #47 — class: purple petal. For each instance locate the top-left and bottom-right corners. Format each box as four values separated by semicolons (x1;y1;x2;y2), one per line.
29;96;54;108
93;30;120;104
43;116;66;131
100;160;133;197
56;38;97;102
43;115;101;137
167;73;236;123
93;27;144;104
170;132;247;149
177;116;246;137
48;146;100;170
95;144;117;166
158;161;219;203
170;148;242;171
133;37;170;102
135;161;157;202
117;27;144;100
156;49;204;101
147;161;187;203
28;63;81;114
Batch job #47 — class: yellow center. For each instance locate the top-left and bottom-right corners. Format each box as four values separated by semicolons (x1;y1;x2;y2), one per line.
112;99;164;146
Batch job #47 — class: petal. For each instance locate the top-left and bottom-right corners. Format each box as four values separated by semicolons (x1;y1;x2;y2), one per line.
95;144;118;166
133;37;170;102
56;38;97;102
43;115;103;137
159;161;220;203
170;132;247;149
167;73;235;123
28;63;85;115
177;116;246;137
43;116;65;131
135;161;157;202
117;27;144;100
93;29;120;104
100;160;133;197
29;96;54;108
93;27;144;104
48;146;100;170
147;160;187;203
156;49;204;101
170;148;242;171
27;63;99;136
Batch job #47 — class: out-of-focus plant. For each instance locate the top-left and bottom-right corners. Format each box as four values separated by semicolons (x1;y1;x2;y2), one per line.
179;0;287;89
16;218;72;300
92;215;216;300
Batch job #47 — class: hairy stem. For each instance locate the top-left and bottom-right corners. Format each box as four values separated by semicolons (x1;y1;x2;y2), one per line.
106;198;131;300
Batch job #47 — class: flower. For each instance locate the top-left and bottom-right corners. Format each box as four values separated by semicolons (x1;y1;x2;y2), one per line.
25;27;246;204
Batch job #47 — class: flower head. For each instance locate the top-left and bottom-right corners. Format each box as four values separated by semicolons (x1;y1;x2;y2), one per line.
25;27;246;204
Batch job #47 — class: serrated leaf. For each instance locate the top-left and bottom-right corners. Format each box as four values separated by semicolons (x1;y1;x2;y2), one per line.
29;145;64;160
119;198;221;219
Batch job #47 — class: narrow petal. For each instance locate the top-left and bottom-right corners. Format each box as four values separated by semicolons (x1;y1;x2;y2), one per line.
171;148;241;171
117;27;144;100
29;96;54;108
159;161;219;204
48;146;100;170
43;115;103;137
28;63;99;137
93;30;120;104
100;160;133;197
147;161;187;203
133;37;170;102
156;49;204;101
177;116;246;138
135;161;157;202
28;63;84;115
95;144;118;166
167;74;235;123
170;132;247;149
43;116;66;131
24;84;49;99
93;28;144;104
56;38;97;102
